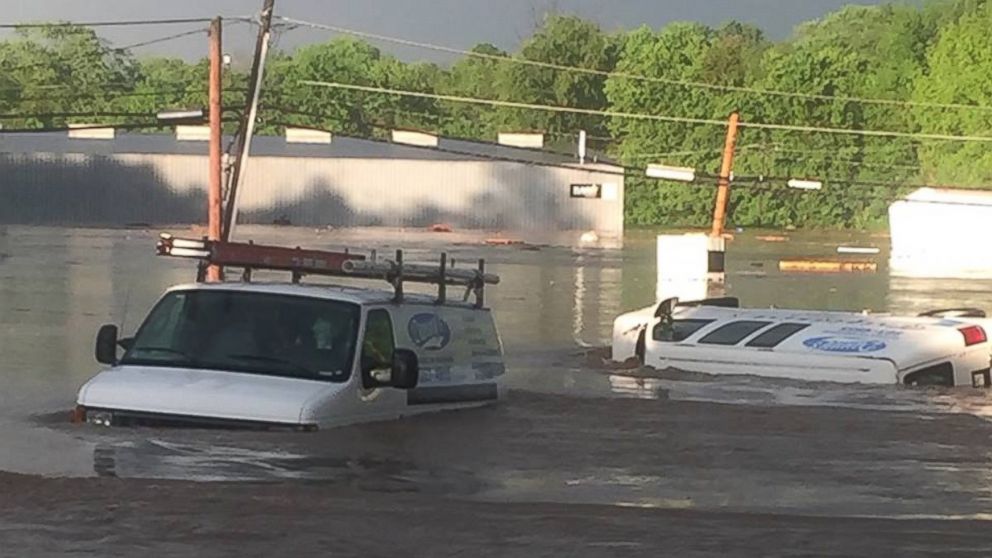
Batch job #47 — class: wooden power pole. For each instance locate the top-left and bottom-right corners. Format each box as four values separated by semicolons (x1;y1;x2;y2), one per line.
222;0;276;241
207;16;223;281
710;112;740;237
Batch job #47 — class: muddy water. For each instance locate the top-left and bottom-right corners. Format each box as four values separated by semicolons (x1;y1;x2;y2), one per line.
3;225;992;556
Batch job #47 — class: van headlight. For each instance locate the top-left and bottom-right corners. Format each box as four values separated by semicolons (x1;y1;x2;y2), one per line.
86;410;114;427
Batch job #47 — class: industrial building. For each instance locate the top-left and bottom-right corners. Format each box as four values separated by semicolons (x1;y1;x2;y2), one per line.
0;127;625;246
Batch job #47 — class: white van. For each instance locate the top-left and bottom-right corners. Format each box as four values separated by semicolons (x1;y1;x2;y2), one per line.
613;298;992;388
73;236;505;430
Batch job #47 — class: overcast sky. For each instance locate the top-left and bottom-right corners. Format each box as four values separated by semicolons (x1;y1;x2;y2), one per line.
6;1;903;63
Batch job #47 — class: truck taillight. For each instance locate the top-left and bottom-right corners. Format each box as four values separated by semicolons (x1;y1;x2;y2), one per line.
960;325;988;347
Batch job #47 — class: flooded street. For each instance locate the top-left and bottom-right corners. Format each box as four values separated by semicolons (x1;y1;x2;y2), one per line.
3;225;992;556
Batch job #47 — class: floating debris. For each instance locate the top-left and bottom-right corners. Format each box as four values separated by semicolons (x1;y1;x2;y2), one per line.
837;246;881;255
779;259;877;273
485;238;525;246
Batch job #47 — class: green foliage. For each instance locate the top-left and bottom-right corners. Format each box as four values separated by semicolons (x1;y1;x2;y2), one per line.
4;2;992;229
913;2;992;184
436;43;506;139
605;22;768;227
492;15;621;139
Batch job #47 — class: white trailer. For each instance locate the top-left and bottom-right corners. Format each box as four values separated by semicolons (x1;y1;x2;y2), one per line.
890;187;992;278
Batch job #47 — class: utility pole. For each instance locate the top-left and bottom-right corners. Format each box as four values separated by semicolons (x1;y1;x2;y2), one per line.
207;16;223;281
222;0;275;241
710;111;740;237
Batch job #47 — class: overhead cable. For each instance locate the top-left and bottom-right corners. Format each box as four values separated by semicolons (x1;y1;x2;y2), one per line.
280;16;992;114
0;18;240;29
299;81;992;143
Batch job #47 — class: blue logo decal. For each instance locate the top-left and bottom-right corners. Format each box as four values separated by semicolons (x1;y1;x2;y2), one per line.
803;336;887;353
408;313;451;351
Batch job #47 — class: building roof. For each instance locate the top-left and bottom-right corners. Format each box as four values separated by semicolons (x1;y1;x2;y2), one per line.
0;131;620;169
898;187;992;206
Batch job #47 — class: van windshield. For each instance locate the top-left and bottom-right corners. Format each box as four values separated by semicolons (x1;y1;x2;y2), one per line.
120;290;361;382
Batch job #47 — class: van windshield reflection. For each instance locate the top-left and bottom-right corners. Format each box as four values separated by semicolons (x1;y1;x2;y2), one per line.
121;290;361;382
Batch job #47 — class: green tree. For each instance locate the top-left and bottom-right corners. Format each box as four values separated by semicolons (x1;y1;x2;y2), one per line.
913;3;992;185
0;25;138;128
261;37;441;138
436;43;506;139
606;22;767;226
493;15;621;147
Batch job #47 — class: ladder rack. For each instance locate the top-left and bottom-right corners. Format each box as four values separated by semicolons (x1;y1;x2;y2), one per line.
156;234;499;308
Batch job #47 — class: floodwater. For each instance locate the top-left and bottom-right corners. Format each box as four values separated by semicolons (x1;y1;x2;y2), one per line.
3;225;992;556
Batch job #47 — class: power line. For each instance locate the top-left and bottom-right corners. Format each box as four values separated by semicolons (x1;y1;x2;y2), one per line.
754;148;922;171
0;110;159;119
267;105;931;175
8;87;248;102
266;105;606;162
300;81;730;123
114;27;208;51
625;145;761;160
279;16;992;114
734;173;991;199
0;31;208;73
264;96;618;144
0;116;242;134
0;18;230;29
299;81;992;143
0;121;162;133
265;119;645;178
113;18;251;51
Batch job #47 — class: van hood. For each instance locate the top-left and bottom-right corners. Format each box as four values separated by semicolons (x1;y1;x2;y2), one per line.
77;365;341;425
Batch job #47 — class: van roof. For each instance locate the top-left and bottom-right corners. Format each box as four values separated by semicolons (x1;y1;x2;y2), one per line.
165;281;482;308
675;305;963;332
672;305;977;365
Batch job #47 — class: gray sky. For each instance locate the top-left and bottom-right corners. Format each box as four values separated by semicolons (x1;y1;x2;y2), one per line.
5;1;901;63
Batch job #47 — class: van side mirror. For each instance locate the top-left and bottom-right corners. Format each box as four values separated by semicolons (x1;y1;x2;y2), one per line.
655;297;678;318
391;348;419;390
95;324;119;365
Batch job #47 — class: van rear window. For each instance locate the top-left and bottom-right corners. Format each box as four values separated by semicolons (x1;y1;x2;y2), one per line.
746;323;811;348
698;321;772;346
653;319;715;342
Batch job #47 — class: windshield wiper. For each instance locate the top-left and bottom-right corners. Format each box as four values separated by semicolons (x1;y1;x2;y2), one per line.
224;354;314;376
127;346;195;361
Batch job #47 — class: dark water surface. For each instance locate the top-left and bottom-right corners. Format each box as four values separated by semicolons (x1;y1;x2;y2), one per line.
2;225;992;556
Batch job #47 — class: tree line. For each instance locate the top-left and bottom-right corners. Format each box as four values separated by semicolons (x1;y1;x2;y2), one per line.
1;0;990;229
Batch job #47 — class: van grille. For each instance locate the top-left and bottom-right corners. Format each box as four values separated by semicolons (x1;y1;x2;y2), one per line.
85;407;315;431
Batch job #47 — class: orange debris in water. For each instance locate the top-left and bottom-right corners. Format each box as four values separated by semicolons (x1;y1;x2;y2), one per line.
779;259;877;273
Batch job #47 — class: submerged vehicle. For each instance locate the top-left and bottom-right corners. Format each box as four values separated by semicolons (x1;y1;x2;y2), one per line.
613;298;992;388
74;235;505;430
